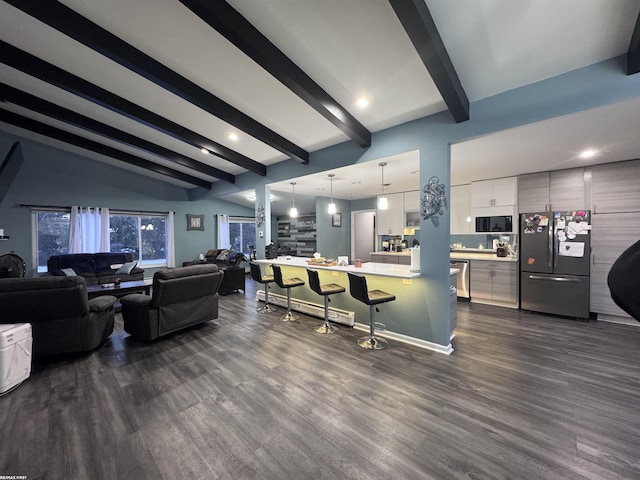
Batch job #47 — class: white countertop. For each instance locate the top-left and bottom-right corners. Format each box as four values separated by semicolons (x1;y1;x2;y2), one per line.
450;252;518;262
256;256;458;278
256;256;420;278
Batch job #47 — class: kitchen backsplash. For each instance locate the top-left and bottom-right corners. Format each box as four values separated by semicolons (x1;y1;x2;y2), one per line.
451;233;517;250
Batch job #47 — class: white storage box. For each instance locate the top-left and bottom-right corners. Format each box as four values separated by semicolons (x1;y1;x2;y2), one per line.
0;323;32;394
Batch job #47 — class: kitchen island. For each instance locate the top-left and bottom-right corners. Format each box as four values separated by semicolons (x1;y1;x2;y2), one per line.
254;257;457;354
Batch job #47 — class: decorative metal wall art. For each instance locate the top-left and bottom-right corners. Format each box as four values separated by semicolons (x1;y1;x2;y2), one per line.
421;176;447;226
256;203;265;227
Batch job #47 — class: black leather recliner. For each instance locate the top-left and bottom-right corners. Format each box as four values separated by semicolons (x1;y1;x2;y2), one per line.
0;276;116;357
120;264;224;340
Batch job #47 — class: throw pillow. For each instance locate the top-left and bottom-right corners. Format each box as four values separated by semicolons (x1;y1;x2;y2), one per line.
216;250;231;262
61;268;77;276
116;261;138;275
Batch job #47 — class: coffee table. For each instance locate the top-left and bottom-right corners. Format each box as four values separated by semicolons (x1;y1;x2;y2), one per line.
86;279;152;299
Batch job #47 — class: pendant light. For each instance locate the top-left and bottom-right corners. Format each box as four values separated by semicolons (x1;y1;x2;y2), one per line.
327;174;337;215
378;162;388;210
289;182;298;218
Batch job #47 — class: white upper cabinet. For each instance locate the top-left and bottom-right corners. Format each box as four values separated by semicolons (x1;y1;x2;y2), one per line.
376;192;404;235
471;177;517;208
450;184;473;234
404;190;420;210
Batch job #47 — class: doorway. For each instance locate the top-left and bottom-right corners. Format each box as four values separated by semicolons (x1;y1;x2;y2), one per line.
351;210;375;262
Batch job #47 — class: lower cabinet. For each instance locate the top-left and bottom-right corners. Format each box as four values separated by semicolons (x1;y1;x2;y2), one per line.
370;253;411;265
470;260;518;308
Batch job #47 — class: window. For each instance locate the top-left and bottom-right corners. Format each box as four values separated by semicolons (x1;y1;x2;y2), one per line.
110;215;167;266
33;209;171;271
35;211;71;270
228;216;256;255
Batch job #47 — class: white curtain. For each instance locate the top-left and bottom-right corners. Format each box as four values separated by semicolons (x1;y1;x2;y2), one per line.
69;206;110;253
217;214;230;249
166;211;175;267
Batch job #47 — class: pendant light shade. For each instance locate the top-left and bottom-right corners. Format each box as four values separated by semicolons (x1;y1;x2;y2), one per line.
327;173;337;215
289;182;298;218
378;162;388;210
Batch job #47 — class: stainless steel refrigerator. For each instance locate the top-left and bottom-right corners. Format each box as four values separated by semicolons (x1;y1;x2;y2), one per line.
520;210;591;319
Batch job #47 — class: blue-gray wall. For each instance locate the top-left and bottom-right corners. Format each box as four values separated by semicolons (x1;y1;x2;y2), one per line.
0;137;254;275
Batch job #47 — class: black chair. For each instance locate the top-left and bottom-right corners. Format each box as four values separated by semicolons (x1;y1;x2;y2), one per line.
307;268;345;334
250;262;276;313
348;272;395;350
271;264;305;321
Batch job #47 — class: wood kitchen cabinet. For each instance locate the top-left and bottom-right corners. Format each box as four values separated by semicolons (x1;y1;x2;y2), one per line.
471;177;517;208
518;172;550;213
518;168;586;213
376;192;404;235
549;169;586;211
592;159;640;213
370;253;411;265
590;212;640;318
470;260;518;308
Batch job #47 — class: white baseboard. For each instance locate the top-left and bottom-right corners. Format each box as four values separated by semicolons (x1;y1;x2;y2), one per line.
255;291;355;326
596;313;640;326
255;291;453;354
352;322;453;355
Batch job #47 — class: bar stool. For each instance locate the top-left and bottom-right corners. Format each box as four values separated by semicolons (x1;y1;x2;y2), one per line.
348;272;395;350
307;268;345;334
250;262;276;313
271;264;305;321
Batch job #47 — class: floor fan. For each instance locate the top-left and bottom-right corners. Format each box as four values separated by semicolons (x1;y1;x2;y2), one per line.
0;253;26;278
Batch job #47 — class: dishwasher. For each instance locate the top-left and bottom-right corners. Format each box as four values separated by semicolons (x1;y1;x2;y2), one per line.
450;260;470;299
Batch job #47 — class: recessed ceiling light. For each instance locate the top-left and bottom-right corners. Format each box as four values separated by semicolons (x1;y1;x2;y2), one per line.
228;133;239;141
579;149;596;159
356;97;369;108
200;147;209;154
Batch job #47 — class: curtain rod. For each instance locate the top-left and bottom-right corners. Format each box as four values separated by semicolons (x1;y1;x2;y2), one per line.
20;204;170;215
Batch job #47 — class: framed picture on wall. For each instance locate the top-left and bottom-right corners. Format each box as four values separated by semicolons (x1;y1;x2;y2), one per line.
332;213;342;227
186;214;204;231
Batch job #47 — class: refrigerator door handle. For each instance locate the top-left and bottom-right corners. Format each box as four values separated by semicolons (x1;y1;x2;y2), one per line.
548;214;554;270
527;274;581;283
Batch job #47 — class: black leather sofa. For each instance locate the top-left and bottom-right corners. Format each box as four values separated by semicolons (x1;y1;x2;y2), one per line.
120;264;223;341
0;276;116;358
47;252;144;286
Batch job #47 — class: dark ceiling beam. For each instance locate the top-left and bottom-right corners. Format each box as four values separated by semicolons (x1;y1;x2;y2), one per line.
5;0;309;164
628;11;640;74
0;83;235;184
0;109;212;190
0;41;265;176
389;0;469;123
179;0;371;148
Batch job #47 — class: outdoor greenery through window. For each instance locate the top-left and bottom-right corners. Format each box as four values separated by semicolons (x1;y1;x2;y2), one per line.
34;210;170;272
228;216;256;255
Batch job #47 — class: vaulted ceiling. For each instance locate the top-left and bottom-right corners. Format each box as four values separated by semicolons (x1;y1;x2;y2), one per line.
1;1;639;212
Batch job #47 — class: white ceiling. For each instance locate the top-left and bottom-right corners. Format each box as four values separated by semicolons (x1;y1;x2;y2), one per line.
1;0;639;215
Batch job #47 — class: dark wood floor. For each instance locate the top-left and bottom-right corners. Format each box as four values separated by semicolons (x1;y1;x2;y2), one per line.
2;279;640;480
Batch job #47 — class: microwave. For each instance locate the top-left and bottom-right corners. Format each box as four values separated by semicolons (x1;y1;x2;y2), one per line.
475;215;513;233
